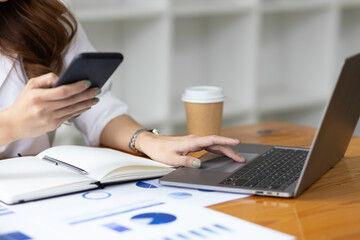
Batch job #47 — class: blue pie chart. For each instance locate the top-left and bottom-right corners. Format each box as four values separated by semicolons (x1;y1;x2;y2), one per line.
136;181;158;189
131;212;177;225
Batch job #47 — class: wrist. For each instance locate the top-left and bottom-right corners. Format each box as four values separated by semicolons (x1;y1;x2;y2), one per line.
129;128;159;156
0;109;17;146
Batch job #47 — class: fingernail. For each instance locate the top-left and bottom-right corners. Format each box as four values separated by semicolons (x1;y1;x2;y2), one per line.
93;97;99;104
193;159;201;168
84;80;91;88
86;107;91;111
95;88;102;96
239;154;246;162
234;139;241;143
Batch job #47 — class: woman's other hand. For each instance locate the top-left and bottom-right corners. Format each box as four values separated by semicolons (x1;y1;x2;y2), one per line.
136;133;245;168
1;73;100;144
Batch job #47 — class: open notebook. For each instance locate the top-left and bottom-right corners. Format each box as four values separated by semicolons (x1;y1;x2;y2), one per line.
0;145;173;204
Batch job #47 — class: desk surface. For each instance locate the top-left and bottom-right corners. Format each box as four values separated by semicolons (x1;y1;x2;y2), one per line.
210;122;360;240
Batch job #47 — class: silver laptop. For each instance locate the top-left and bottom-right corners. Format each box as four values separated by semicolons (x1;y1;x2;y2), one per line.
160;53;360;198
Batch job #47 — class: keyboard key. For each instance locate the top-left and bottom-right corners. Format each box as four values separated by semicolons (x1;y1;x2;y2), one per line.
243;181;258;188
234;179;248;186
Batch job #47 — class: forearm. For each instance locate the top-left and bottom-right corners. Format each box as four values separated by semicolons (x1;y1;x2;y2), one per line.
100;114;145;154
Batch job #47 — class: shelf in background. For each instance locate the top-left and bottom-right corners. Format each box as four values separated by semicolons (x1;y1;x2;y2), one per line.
261;0;332;13
339;0;360;8
53;0;360;143
73;6;165;21
170;0;256;17
257;86;328;114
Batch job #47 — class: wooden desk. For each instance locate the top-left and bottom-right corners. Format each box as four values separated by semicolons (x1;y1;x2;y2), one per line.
210;122;360;240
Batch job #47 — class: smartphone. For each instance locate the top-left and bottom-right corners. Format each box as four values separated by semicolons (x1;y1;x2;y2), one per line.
53;52;123;88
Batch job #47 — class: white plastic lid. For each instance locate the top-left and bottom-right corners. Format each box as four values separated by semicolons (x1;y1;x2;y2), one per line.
181;86;226;103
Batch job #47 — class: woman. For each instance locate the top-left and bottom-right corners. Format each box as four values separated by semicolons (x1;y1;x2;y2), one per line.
0;0;244;167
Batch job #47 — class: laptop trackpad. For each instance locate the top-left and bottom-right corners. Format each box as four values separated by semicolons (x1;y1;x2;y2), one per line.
201;153;259;173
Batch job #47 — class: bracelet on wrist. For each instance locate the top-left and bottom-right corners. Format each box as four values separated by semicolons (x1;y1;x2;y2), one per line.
128;128;159;156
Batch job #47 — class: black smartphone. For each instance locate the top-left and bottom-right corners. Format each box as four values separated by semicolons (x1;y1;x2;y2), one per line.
53;52;123;88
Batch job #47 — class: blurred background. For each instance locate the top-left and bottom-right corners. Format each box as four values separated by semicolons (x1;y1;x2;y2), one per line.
55;0;360;146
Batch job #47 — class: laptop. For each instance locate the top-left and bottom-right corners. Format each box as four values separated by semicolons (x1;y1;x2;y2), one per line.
160;53;360;198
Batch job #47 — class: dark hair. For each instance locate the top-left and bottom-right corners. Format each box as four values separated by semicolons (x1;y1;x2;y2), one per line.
0;0;77;78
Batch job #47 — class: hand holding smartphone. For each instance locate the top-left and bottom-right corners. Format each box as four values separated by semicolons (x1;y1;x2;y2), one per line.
54;52;123;88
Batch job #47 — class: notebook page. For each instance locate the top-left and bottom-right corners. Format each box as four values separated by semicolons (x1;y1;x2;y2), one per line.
0;157;93;204
36;145;172;181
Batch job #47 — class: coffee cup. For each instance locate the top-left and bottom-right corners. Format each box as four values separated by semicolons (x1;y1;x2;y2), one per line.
182;86;225;136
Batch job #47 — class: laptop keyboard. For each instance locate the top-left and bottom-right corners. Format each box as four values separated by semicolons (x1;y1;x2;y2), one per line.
219;148;308;191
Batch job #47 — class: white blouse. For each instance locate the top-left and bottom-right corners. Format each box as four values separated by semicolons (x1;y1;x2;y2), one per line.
0;24;128;158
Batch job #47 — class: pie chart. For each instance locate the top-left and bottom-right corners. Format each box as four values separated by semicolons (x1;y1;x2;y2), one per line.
131;212;177;225
136;181;158;189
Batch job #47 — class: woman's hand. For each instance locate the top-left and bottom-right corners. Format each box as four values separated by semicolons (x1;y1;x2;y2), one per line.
1;72;100;144
100;115;244;168
136;133;245;168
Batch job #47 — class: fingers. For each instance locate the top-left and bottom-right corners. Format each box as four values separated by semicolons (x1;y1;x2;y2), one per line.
56;107;91;125
27;73;100;118
179;135;245;164
174;155;202;168
184;135;240;154
28;73;96;102
53;98;97;119
50;87;100;112
191;135;240;149
143;134;244;168
205;145;245;163
27;72;59;89
41;80;93;101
